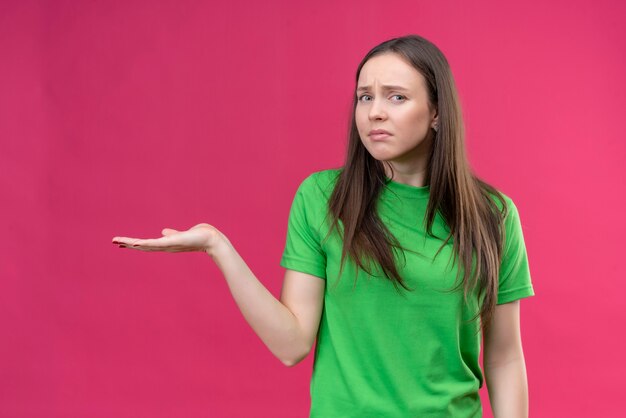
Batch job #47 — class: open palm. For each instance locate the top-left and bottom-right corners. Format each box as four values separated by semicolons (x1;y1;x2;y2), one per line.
112;223;220;253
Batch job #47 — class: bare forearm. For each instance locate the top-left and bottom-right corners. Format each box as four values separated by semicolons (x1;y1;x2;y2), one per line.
484;357;529;418
207;238;307;366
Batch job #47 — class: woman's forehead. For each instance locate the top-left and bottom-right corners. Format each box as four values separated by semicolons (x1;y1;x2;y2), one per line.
357;54;425;91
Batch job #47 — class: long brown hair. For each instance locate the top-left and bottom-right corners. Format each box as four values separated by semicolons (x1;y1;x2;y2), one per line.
324;34;508;334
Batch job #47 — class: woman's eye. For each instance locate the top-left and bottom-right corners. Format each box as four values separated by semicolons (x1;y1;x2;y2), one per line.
357;94;405;102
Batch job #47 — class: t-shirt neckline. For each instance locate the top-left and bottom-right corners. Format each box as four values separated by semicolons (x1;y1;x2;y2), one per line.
383;177;430;199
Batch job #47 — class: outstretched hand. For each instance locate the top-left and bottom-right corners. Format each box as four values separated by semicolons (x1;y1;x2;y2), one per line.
112;223;223;254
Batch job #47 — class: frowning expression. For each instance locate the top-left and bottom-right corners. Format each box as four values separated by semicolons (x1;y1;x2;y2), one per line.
355;53;438;166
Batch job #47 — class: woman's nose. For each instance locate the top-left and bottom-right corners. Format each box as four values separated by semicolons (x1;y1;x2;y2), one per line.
368;99;387;120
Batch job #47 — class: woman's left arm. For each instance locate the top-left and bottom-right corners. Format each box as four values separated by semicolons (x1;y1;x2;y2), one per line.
483;300;529;418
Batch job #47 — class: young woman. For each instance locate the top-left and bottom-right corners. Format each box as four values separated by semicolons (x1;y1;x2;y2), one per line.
112;34;535;417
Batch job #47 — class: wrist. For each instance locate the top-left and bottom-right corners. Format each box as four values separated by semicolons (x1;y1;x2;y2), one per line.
205;232;232;259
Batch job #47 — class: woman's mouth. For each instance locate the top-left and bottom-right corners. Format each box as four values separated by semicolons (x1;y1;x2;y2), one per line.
369;129;391;141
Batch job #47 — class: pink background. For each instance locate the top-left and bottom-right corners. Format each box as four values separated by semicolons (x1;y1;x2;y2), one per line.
2;0;625;416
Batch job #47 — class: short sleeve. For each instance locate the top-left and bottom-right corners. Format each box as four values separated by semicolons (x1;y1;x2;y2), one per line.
280;175;327;280
497;198;535;304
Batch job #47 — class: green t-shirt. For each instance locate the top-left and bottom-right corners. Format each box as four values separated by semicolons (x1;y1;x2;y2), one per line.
280;169;535;417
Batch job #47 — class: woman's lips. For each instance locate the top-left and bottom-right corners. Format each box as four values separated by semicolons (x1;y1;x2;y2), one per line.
368;129;392;141
369;133;391;141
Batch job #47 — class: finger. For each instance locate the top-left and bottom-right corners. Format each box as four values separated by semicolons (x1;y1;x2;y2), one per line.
112;237;151;248
162;228;179;236
121;242;186;252
114;235;181;250
112;236;140;245
128;235;178;249
191;223;212;229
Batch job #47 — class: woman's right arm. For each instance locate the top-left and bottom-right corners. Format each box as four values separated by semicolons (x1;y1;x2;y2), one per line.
113;224;325;367
209;236;325;366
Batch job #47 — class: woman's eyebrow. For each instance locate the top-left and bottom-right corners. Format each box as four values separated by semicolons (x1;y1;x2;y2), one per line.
356;85;410;92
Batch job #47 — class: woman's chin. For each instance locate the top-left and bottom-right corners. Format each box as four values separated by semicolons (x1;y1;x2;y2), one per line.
366;150;399;162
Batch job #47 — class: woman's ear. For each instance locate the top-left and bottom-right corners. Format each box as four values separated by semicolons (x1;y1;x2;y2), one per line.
431;111;439;132
430;106;439;132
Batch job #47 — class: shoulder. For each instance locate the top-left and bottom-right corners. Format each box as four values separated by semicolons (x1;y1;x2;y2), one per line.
298;168;342;197
481;183;518;220
288;169;341;228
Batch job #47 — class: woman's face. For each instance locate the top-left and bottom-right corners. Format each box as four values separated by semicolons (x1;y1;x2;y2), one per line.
355;53;438;172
